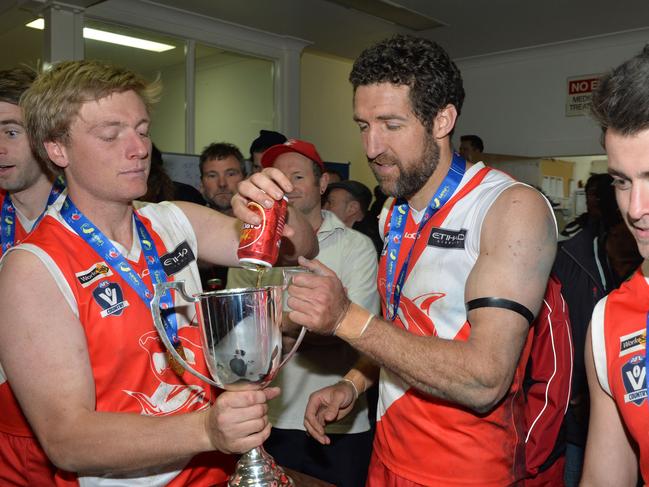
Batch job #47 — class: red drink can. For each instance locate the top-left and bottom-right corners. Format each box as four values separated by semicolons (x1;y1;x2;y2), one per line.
237;196;288;268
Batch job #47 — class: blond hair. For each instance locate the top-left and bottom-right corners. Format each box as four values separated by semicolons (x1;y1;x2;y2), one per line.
21;60;161;167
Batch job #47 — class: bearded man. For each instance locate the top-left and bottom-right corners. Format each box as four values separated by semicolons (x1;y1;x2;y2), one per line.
289;35;557;486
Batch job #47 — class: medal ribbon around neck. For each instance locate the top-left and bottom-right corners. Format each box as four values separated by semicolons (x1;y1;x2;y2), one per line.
384;153;466;321
1;176;66;252
60;196;180;347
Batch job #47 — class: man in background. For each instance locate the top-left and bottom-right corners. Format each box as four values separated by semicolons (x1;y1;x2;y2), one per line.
197;142;247;289
228;139;379;487
248;129;286;174
199;142;245;217
324;180;382;255
459;134;484;163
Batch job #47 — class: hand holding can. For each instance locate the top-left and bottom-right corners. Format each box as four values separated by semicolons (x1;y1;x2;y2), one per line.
237;196;288;268
232;167;293;227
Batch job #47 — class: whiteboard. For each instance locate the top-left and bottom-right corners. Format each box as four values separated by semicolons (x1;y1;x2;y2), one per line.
161;152;201;190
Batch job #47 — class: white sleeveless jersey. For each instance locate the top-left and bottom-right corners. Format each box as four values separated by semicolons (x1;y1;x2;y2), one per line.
374;162;540;485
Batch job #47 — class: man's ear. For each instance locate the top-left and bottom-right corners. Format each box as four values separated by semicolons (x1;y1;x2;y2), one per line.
347;199;361;217
432;104;458;140
43;140;69;169
319;171;330;195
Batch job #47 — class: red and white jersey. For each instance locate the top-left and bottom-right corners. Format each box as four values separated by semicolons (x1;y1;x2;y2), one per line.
591;269;649;481
0;188;66;484
375;163;531;485
4;201;234;486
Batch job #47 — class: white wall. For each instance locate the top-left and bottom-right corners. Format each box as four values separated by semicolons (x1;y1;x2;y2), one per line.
300;51;376;188
194;52;274;155
455;28;649;157
148;51;275;156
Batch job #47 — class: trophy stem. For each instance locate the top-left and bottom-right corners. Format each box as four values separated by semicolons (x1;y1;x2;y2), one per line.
228;446;294;487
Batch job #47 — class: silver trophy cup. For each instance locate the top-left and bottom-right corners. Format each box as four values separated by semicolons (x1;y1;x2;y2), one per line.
151;281;305;487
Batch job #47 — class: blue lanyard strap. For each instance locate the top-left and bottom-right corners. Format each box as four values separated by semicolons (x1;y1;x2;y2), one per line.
60;197;179;346
384;153;466;320
1;176;66;253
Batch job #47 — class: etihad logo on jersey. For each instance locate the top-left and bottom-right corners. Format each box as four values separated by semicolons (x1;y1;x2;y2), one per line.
428;228;467;249
92;281;129;318
161;241;195;276
622;354;647;406
620;329;646;357
75;262;113;288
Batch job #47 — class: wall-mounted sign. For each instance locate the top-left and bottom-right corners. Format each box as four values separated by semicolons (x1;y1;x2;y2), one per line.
566;75;601;117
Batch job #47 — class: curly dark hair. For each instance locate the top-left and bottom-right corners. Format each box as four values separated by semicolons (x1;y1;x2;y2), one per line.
349;35;465;131
591;45;649;136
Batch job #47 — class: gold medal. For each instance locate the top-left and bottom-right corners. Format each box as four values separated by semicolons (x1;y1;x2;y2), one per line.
167;342;186;376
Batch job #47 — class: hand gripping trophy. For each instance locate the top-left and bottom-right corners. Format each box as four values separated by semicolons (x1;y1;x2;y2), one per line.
151;281;304;487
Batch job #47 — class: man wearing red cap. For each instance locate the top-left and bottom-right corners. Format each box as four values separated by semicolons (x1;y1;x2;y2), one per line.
228;139;379;487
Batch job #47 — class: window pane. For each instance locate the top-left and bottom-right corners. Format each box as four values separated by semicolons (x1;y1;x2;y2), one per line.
84;19;186;153
194;43;275;160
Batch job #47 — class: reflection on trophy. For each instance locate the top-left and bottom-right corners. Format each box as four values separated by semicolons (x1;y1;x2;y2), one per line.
151;282;305;487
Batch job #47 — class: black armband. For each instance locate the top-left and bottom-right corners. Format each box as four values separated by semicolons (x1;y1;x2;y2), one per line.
465;297;534;325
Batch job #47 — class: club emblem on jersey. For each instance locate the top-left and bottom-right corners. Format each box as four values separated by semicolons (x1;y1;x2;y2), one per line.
622;354;647;406
93;281;129;318
620;329;646;357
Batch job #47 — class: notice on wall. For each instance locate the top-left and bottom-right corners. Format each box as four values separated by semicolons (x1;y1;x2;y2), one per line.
566;75;601;117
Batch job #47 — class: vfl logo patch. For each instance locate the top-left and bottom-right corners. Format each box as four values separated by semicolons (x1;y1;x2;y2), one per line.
93;281;129;318
622;354;647;406
75;262;114;288
620;329;646;357
161;241;195;276
428;228;467;249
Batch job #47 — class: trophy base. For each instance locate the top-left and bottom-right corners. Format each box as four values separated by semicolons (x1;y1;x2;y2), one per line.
228;446;294;487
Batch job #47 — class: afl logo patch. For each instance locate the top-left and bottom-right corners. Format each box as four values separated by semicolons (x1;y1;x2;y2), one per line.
92;281;129;318
622;354;647;406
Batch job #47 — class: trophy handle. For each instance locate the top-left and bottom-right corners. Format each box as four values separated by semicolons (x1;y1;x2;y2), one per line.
151;281;220;387
279;326;306;369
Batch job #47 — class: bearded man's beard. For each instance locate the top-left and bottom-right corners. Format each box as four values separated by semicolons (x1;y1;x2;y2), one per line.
370;134;440;200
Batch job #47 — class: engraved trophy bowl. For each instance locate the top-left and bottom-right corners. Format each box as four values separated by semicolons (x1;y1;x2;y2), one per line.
151;281;305;487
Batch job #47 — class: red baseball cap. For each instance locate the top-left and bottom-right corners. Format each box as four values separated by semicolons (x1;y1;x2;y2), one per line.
261;139;324;171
